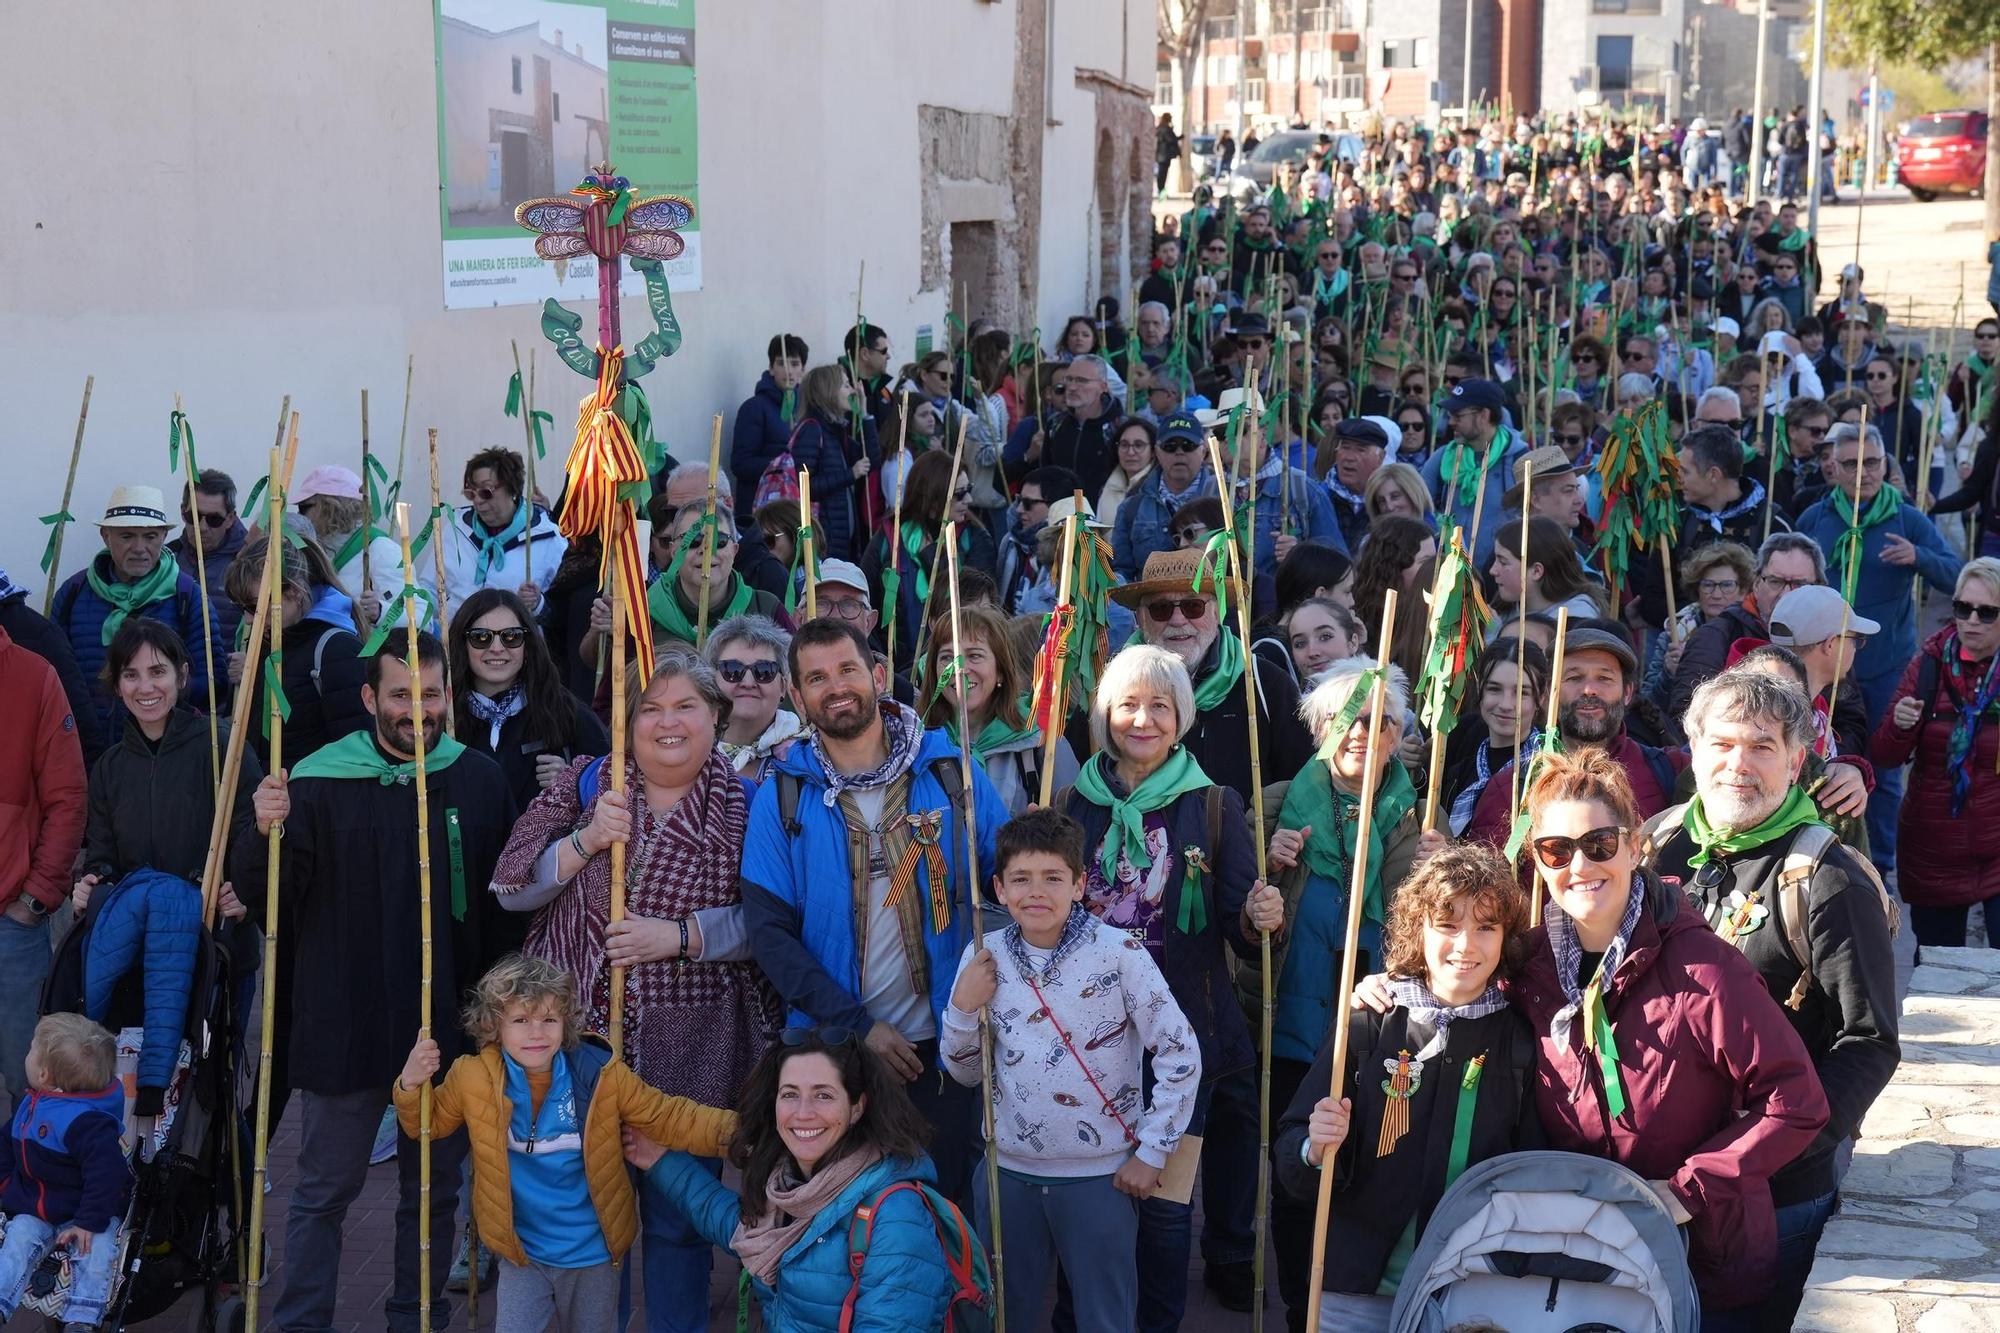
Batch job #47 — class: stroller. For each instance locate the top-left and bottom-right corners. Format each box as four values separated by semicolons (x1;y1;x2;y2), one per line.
14;870;253;1332
1387;1151;1700;1333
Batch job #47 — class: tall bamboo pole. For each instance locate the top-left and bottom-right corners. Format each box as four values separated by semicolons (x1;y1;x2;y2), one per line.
41;375;93;614
427;430;455;728
886;389;913;668
607;544;630;1060
394;355;415;509
1302;589;1399;1333
1826;407;1872;712
1531;608;1573;930
1509;455;1536;823
695;414;725;646
800;469;818;621
177;394;221;786
512;341;538;587
360;389;376;638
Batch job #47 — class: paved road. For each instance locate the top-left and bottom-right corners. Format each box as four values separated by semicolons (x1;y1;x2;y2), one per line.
1814;191;1990;348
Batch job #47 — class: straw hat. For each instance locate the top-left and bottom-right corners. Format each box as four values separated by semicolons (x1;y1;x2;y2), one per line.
1501;445;1577;508
99;485;173;530
1110;547;1215;609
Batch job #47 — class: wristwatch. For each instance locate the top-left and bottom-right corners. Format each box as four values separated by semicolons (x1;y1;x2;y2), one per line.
20;893;48;918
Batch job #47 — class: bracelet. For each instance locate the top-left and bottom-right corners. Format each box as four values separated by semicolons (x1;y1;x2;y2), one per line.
676;917;690;960
569;829;590;860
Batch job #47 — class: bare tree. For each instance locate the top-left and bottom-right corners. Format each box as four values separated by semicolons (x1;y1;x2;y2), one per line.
1160;0;1215;189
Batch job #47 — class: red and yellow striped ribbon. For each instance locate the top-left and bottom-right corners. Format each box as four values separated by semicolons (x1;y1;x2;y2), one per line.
560;348;654;668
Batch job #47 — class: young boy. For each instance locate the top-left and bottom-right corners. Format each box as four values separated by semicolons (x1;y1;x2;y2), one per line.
396;956;737;1333
0;1014;131;1333
943;809;1200;1333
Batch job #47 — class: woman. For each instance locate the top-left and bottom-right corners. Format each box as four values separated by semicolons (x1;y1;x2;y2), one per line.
1643;541;1753;709
1056;315;1100;361
1863;353;1930;492
1439;640;1549;836
860;450;997;673
703;613;803;785
1255;659;1425;1332
1932;392;2000;558
1488;516;1608;623
1350;515;1437;640
924;604;1076;814
1875;557;2000;948
624;1030;953;1331
785;364;874;561
963;329;1014;530
1274;541;1354;616
541;531;605;702
1282;596;1365;690
1567;335;1612;409
1059;643;1275;1329
1746;295;1795;337
1362;462;1435;525
1510;749;1827;1325
294;465;404;627
448;588;609;813
1390;400;1435;470
1274;843;1541;1332
222;524;368;767
1098;416;1157;533
492;652;782;1331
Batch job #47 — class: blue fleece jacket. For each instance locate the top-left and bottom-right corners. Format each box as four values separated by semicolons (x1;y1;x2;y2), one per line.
51;553;227;747
0;1085;131;1233
83;869;202;1111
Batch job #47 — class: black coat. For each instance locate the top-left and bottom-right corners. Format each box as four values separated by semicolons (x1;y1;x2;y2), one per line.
1044;405;1124;505
462;696;611;818
0;588;99;766
84;708;262;888
1630;498;1788;630
240;613;370;769
1180;638;1314;806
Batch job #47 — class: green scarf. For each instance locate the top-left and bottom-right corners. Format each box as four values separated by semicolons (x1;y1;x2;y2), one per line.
1193;631;1247;711
1440;425;1512;511
1071;747;1213;886
946;710;1040;763
86;556;182;646
290;729;467;784
1275;742;1417;929
648;571;752;647
1830;482;1901;603
899;523;933;605
1682;785;1824;868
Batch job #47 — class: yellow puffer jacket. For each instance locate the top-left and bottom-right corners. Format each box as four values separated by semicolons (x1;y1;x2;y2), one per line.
392;1041;735;1267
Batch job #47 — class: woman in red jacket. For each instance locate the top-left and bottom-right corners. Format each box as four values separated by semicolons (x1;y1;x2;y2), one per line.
1512;748;1827;1330
1874;557;2000;947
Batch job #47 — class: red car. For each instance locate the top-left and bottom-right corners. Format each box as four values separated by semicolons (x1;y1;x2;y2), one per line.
1897;110;1988;201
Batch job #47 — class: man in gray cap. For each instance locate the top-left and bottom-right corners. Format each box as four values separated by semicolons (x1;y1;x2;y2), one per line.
1769;584;1880;760
1422;378;1523;565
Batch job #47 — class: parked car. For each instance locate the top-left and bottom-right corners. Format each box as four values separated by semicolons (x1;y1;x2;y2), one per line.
1225;129;1364;202
1896;110;1988;202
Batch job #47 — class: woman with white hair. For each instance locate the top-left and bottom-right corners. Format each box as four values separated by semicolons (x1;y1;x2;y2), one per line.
1241;655;1425;1330
1057;642;1282;1326
1616;372;1658;416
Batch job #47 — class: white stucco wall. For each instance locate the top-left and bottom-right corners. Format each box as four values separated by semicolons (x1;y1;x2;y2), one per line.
1;0;1148;588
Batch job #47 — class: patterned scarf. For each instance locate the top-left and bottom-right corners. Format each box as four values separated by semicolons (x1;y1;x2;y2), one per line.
1831;483;1902;602
469;502;531;587
1941;632;2000;818
1003;902;1095;982
1325;475;1369;515
811;700;924;807
1448;730;1538;835
730;1145;884;1286
1689;479;1767;534
1386;975;1510;1062
0;568;25;604
466;684;525;750
1154;471;1207;520
1544;872;1646;1052
85;555;180;646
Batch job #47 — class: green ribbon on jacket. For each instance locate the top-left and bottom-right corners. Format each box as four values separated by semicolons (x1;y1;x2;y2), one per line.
1682;784;1824;868
1830;482;1901;604
1071;748;1213;890
290;728;467;784
85;557;181;646
1583;969;1627;1120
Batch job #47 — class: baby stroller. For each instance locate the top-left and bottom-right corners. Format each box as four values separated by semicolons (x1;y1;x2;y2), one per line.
1387;1151;1700;1333
18;870;252;1332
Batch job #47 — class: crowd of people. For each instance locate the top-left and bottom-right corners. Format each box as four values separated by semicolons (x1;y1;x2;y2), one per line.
4;100;1999;1333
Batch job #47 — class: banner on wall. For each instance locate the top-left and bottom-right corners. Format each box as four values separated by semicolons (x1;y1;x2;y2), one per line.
434;0;700;310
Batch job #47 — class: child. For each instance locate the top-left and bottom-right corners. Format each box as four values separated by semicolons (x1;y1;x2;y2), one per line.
942;809;1200;1333
0;1014;132;1333
394;955;737;1333
1274;843;1542;1333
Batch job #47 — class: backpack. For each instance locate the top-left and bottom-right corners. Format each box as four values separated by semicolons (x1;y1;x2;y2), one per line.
1650;802;1899;1010
775;756;964;837
753;420;812;514
839;1180;993;1333
1782;120;1808;153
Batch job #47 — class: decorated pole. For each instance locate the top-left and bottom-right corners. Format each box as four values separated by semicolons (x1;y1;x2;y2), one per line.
1303;589;1399;1333
694;414;724;647
1418;530;1492;834
427;429;453;643
510;340;541;586
1033;508;1081;807
1530;607;1573;930
171;397;221;785
942;521;1008;1333
41;375;94;614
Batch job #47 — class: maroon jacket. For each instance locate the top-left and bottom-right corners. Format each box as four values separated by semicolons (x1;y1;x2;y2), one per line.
1873;626;2000;909
1511;873;1828;1311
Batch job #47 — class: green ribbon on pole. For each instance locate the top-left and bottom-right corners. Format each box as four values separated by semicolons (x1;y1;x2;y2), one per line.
259;651;294;740
1326;665;1386;741
358;587;442;655
504;371;555;459
169;409;194;475
38;511;75;574
241;475;270;522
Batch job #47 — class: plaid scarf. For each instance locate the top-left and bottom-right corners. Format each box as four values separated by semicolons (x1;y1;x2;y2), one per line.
0;568;24;604
1386;975;1510;1062
1942;633;2000;818
465;684;525;750
1544;872;1647;1051
1003;902;1095;983
811;699;924;807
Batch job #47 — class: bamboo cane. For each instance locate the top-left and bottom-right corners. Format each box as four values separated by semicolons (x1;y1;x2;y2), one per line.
1302;588;1400;1333
943;521;1007;1333
911;415;973;672
394;355;415;509
1826;407;1872;712
608;539;630;1060
512;341;538;587
427;430;455;729
42;376;95;614
800;469;818;621
1531;608;1573;930
1419;552;1457;835
695;414;724;646
359;389;376;639
1035;509;1081;807
1509;454;1536;823
1756;350;1779;541
887;389;912;669
1912;323;1943;609
1661;537;1683;644
243;439;293;1333
177;394;221;787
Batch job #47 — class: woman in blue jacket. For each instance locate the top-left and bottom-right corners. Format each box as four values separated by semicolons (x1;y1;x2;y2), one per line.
787;365;878;561
625;1028;954;1332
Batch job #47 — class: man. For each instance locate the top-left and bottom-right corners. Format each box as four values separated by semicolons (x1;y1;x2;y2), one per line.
839;322;895;433
1114;410;1212;578
1356;344;1405;418
1632;424;1787;631
1758;250;1810;327
730;332;810;521
1323;417;1388;552
0;628;84;1111
1466;627;1688;845
1772;398;1834;523
239;629;515;1333
811;557;920;707
996;466;1075;613
1421;378;1524;565
0;566;94;768
1769;583;1880;761
1155;111;1180;194
170;467;247;648
1042;354;1121;503
1645;669;1899;1330
1817;264;1870;330
1502;444;1589;548
740;618;1007;1202
438;446;566;612
1796;422;1961;868
661;463;788;601
1305;237;1352;323
1139;237;1191;316
1229;204;1298;295
1670;532;1825;719
51;485;227;752
1223;394;1345;575
1132;301;1175;367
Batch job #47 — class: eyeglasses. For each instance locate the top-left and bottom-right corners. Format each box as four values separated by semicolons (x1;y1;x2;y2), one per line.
1145;597;1211;623
464;627;528;650
1529;825;1628;870
1791;423;1827;438
822;596;870;622
1759;573;1814;594
778;1025;856;1048
1157;438;1201;455
1696;579;1740;594
1953;600;2000;625
1317;252;1342;263
717;657;782;685
1834;456;1886;474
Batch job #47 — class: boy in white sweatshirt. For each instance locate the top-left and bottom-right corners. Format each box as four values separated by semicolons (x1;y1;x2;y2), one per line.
943;808;1199;1333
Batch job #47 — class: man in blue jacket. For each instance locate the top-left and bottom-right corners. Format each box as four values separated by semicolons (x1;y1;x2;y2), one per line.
1115;410;1215;579
741;617;1007;1203
728;333;809;523
1796;422;1961;870
1422;379;1526;566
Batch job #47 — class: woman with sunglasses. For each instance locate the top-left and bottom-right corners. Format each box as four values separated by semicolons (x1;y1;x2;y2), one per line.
494;650;782;1331
623;1027;952;1331
1860;354;1933;495
923;603;1076;815
703;613;803;785
449;588;608;813
1389;398;1435;470
1876;557;2000;948
221;521;369;768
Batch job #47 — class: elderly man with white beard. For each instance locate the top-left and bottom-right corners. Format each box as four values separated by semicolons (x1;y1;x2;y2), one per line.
1643;667;1900;1333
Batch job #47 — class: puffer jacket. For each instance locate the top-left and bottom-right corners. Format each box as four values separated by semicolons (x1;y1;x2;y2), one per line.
171;519;247;649
730;372;799;522
391;1039;734;1267
51;552;227;747
648;1149;953;1331
786;411;874;562
1873;627;2000;909
83;868;203;1114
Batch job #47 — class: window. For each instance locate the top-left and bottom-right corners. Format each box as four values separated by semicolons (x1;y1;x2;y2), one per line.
1595;34;1633;91
1245;77;1266;107
1412;37;1430;66
1209;54;1239;85
1381;39;1421;69
553;91;561;121
1156;65;1176;104
510;57;522;94
1272;52;1294;84
1593;0;1662;11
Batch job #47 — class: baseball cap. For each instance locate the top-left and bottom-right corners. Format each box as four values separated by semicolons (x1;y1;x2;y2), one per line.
1714;316;1741;341
1445;378;1505;414
295;465;364;503
1158;410;1205;446
814;559;871;605
1564;627;1639;680
1768;585;1878;647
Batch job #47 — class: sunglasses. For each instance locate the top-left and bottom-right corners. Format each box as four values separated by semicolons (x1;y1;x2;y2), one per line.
1145;597;1210;623
1553;432;1587;447
1172;525;1210;548
189;510;233;529
778;1025;856;1049
1237;337;1269;350
717;657;782;684
1014;492;1048;508
951;485;972;501
1397;419;1428;433
464;627;528;650
1530;825;1628;870
462;485;504;503
1953;600;2000;625
1157;438;1201;455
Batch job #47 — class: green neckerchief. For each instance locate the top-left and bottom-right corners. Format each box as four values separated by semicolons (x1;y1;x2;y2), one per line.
86;556;182;646
1682;785;1824;868
1441;425;1511;511
946;710;1039;762
1444;1054;1489;1187
1274;742;1417;929
1582;964;1627;1119
1071;747;1213;886
1830;483;1901;602
899;522;933;605
1193;630;1247;711
290;729;468;784
648;570;752;647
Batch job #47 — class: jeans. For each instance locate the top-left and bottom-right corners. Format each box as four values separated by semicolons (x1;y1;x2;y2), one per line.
0;915;50;1108
1909;900;2000;949
624;1155;720;1333
274;1087;467;1333
977;1165;1139;1333
1264;1057;1315;1333
1199;1066;1259;1269
1760;1189;1839;1330
905;1041;979;1206
1865;756;1903;878
0;1215;122;1326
